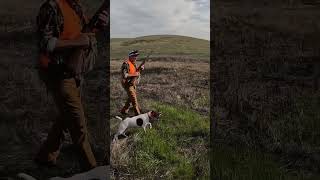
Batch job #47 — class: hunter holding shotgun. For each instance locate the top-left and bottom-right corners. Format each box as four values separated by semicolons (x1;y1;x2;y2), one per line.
120;50;147;115
35;0;108;171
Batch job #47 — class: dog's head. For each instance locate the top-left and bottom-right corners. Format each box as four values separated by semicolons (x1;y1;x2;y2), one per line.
148;111;161;122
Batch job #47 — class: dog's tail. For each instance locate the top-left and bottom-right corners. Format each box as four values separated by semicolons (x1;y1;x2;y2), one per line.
115;116;123;121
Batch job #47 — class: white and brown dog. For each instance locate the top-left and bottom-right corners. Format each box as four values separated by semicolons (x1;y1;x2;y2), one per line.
113;111;161;141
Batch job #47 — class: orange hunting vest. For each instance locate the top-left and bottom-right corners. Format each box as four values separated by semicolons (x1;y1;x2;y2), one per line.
57;0;82;40
127;60;137;74
39;0;83;69
121;60;137;86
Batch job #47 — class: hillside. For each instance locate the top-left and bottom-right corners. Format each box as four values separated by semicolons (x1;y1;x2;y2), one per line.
111;35;210;59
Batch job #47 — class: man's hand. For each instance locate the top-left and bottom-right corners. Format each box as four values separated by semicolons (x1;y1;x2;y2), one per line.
97;10;109;28
134;72;140;76
140;64;145;71
44;29;53;39
126;72;140;78
75;33;95;47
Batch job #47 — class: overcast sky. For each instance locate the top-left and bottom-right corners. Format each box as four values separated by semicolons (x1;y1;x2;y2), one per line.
110;0;210;40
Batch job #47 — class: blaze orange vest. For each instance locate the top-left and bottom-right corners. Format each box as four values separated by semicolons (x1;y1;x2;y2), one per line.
121;60;137;86
57;0;82;40
39;0;83;69
127;60;137;74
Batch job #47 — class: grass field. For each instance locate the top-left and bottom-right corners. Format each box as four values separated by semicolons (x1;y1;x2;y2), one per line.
110;35;210;179
211;144;320;180
111;102;210;179
212;1;320;179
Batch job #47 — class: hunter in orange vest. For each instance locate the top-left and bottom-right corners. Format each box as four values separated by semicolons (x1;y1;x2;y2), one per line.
35;0;108;171
120;50;144;115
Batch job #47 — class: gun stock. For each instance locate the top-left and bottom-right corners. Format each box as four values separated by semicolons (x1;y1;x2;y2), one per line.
132;52;152;85
137;60;146;71
137;51;152;71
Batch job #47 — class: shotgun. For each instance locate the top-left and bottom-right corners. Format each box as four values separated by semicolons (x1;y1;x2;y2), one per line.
132;51;153;86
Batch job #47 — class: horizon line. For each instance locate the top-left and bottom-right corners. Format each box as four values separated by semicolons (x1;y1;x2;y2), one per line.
110;34;210;41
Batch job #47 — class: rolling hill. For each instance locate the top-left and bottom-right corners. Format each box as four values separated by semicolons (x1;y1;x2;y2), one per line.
110;35;210;60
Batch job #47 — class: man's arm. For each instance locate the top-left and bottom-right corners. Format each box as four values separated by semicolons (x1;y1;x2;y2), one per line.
54;33;94;50
37;2;56;53
127;73;140;77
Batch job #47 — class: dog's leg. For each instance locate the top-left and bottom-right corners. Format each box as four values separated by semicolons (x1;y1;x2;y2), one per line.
122;133;128;137
117;123;127;138
115;116;123;121
143;126;146;133
148;123;152;129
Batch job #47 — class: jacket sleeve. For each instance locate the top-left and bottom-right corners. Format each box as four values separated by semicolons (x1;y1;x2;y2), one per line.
36;2;59;53
121;62;129;79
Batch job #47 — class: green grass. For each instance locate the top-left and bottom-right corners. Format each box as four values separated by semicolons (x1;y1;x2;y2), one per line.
262;93;320;155
127;102;210;179
211;144;320;180
211;93;320;180
121;100;320;179
111;35;210;59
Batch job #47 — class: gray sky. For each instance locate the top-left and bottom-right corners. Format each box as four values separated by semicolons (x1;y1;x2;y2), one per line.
110;0;210;40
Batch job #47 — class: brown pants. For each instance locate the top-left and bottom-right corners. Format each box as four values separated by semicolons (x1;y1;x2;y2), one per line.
122;84;141;115
36;77;97;170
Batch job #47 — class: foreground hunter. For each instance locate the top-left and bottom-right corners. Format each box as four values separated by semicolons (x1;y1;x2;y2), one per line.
35;0;108;171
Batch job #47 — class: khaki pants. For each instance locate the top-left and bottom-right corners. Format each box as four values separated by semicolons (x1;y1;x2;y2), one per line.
36;77;97;170
122;84;141;115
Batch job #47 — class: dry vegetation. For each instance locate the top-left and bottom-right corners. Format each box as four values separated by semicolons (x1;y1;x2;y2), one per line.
212;1;320;179
110;58;210;178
